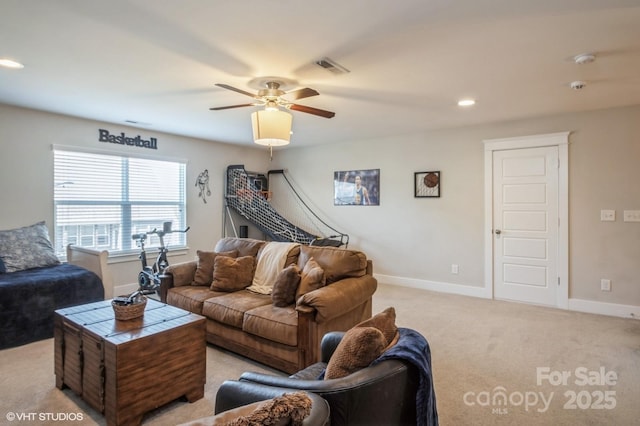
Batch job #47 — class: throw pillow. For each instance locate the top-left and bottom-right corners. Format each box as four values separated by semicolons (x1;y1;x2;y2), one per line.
210;255;255;292
324;326;387;379
0;221;60;273
192;249;238;286
295;257;325;301
355;306;398;346
271;264;301;307
323;306;399;380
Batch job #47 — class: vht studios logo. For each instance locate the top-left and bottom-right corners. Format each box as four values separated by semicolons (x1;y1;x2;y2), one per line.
98;129;158;150
463;367;618;415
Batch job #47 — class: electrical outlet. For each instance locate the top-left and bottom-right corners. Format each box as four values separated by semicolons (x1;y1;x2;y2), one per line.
601;279;611;292
451;264;459;274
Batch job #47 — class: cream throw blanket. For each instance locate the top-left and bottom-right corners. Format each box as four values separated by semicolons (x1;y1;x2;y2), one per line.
247;242;299;294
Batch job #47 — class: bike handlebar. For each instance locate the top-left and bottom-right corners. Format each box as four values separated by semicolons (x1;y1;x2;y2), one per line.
131;225;190;240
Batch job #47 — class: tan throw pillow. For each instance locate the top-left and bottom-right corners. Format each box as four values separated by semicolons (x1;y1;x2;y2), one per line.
192;250;238;286
210;255;255;292
295;257;325;301
355;306;398;346
324;326;387;379
271;264;302;307
323;307;399;380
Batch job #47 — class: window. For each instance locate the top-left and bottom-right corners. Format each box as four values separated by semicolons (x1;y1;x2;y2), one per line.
53;148;187;257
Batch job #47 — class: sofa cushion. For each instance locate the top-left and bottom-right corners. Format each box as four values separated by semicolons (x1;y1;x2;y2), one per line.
166;286;226;315
214;237;266;257
0;221;60;273
211;255;255;292
324;326;387;379
298;246;367;284
242;304;298;346
271;264;301;307
202;291;272;329
193;249;238;286
296;258;325;301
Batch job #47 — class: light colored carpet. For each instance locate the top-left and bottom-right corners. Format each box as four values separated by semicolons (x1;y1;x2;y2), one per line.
1;283;638;425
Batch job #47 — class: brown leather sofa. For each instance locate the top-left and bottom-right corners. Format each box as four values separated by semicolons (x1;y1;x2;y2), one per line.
160;237;377;373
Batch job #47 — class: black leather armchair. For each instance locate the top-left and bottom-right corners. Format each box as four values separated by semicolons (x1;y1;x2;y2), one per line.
234;331;421;426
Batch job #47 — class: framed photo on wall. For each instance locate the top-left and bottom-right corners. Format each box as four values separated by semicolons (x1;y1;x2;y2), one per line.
415;171;440;198
334;169;380;205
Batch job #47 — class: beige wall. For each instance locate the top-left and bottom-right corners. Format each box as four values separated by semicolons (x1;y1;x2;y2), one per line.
1;103;638;315
271;105;640;314
0;104;269;293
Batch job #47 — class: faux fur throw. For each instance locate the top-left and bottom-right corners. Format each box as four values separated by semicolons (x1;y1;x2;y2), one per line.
222;392;312;426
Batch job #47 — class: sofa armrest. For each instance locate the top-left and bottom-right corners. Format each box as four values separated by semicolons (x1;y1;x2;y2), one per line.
163;260;197;288
296;275;377;323
66;244;112;299
240;359;409;392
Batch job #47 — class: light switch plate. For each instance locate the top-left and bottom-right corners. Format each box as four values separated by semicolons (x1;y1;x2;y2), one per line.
600;210;616;221
623;210;640;222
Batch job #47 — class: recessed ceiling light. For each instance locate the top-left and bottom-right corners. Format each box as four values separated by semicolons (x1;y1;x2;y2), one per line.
458;99;476;107
0;59;25;69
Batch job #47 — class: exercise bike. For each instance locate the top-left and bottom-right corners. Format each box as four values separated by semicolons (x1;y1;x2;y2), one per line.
132;221;190;296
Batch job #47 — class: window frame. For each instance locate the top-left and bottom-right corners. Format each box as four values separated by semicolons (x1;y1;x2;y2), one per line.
53;145;188;258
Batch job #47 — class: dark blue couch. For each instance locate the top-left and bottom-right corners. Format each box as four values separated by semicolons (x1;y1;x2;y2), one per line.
0;263;104;349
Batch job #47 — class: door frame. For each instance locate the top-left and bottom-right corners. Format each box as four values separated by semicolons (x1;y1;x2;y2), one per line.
483;132;570;309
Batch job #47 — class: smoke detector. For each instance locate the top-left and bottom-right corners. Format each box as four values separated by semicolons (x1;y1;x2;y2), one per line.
574;53;595;65
570;80;587;90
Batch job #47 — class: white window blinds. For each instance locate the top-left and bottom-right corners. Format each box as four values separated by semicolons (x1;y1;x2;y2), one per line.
53;148;187;257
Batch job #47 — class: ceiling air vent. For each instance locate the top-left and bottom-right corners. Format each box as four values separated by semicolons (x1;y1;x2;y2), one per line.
314;57;350;75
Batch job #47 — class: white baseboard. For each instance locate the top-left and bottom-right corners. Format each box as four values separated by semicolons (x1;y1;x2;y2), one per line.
568;298;640;320
374;274;491;299
113;282;139;297
376;274;640;320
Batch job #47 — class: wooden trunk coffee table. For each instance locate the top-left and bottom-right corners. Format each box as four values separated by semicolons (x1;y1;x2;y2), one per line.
54;299;206;426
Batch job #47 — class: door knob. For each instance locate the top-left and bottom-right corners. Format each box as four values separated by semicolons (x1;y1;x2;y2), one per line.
495;229;502;235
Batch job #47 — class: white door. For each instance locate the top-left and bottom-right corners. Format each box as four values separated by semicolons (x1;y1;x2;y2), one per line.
493;146;559;306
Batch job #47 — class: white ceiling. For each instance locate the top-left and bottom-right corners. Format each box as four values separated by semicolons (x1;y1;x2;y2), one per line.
1;0;639;148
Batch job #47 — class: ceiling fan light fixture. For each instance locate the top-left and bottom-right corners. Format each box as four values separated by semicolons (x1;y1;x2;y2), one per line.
264;101;279;111
251;109;292;147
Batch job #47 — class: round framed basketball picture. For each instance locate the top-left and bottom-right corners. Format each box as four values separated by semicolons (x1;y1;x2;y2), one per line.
414;171;440;197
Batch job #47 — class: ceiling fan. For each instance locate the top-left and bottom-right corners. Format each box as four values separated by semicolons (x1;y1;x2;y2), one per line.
210;78;335;118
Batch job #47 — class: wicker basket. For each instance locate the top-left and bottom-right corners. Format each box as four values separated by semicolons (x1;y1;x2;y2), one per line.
112;295;147;321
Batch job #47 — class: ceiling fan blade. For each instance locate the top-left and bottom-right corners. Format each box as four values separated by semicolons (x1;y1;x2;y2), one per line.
289;103;336;118
209;103;255;111
284;87;319;101
215;83;259;99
